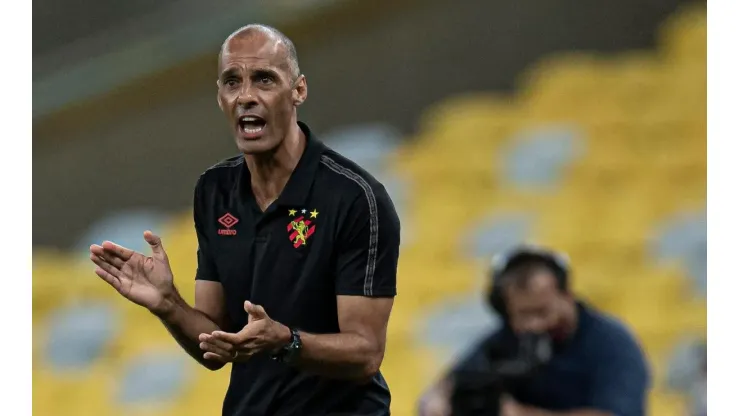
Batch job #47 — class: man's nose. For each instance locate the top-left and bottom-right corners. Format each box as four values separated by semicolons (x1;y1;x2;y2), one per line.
237;86;258;108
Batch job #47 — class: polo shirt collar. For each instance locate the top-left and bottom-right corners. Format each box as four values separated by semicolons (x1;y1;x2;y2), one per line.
238;121;324;210
275;121;324;207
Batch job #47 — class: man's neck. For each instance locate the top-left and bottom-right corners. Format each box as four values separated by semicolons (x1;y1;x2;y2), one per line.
245;123;306;209
561;300;580;339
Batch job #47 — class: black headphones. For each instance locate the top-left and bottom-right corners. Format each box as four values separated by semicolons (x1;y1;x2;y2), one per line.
486;245;571;318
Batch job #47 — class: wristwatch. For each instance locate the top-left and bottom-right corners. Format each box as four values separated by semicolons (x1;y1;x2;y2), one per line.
272;328;302;364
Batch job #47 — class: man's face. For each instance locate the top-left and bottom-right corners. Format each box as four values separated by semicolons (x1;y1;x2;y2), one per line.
217;32;307;154
503;270;572;339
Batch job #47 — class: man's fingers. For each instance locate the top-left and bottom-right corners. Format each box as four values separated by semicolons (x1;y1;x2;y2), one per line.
93;266;121;291
143;230;166;257
244;301;267;321
211;330;247;344
203;351;230;363
90;245;125;267
203;348;257;363
199;340;232;357
90;254;123;280
92;242;135;264
101;241;135;261
96;250;126;269
90;244;106;257
199;333;263;362
199;334;235;350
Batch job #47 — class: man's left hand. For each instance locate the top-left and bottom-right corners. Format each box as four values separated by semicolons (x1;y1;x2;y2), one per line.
198;301;291;363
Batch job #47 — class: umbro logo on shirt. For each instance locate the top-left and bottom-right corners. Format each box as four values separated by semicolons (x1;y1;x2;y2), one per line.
218;213;239;236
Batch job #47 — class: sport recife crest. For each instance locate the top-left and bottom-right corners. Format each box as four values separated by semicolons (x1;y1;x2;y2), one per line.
287;208;318;248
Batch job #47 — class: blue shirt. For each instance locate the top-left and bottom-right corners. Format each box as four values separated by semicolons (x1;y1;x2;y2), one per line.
452;302;650;415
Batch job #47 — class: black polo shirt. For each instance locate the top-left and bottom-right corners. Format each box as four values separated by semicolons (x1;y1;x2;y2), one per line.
192;122;400;416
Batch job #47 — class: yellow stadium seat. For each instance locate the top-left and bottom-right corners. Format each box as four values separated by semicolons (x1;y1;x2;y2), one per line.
519;54;607;115
33;252;87;316
382;347;441;416
33;364;117;416
169;366;231;416
418;94;523;145
649;391;689;416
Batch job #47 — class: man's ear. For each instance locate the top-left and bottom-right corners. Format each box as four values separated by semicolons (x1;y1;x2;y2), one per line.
293;75;307;106
216;81;224;111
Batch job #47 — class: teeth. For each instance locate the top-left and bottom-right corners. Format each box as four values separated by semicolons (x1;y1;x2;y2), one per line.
241;116;261;122
242;124;264;134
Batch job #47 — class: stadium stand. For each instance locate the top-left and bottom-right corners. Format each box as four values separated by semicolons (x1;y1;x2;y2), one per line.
393;4;706;414
32;4;705;415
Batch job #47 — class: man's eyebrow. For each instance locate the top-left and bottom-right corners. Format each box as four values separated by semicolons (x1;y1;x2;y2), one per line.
251;67;280;77
219;66;282;81
220;68;239;79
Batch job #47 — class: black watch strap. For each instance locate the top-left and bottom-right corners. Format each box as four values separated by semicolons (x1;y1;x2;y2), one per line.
272;328;302;363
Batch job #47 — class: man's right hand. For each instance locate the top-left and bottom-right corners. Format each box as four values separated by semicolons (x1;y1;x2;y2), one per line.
89;230;176;315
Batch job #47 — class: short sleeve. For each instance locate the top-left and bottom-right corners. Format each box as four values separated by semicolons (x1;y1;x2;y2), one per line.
193;177;220;282
334;186;400;297
588;329;650;416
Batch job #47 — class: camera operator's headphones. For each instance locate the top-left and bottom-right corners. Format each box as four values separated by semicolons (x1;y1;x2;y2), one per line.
486;245;571;318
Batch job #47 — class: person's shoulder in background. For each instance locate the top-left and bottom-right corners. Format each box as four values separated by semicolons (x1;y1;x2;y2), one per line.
578;301;652;415
580;301;648;360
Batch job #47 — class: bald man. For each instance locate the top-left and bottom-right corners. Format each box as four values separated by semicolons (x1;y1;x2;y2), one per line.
90;24;400;416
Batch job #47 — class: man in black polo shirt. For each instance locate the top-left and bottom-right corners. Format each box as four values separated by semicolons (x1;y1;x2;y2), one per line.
89;24;400;416
418;247;650;416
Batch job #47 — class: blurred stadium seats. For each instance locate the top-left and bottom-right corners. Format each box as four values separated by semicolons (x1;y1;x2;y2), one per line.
32;4;705;415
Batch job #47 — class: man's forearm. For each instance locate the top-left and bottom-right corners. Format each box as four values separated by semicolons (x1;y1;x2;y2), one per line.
157;292;224;371
293;331;381;380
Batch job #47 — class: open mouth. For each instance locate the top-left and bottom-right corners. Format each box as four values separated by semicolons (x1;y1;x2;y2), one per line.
238;115;266;135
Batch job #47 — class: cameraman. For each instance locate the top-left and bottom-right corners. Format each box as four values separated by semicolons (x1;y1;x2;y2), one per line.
418;246;650;416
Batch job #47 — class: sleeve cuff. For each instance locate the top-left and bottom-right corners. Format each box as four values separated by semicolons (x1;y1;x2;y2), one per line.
336;286;397;297
195;273;220;282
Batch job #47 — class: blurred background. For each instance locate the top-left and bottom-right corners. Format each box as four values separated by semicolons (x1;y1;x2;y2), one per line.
32;0;706;415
